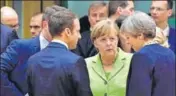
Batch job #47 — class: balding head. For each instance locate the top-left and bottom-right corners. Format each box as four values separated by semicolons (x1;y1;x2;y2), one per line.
1;6;19;31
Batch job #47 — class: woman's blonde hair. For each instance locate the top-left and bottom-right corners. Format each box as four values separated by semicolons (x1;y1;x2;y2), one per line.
91;19;119;42
153;27;170;48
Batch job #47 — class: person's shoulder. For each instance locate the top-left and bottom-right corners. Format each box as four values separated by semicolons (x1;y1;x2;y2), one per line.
136;44;174;60
1;24;13;34
81;30;91;39
11;37;33;45
56;50;82;65
9;36;39;49
169;27;176;30
169;27;176;35
85;54;98;67
67;51;81;60
118;48;133;60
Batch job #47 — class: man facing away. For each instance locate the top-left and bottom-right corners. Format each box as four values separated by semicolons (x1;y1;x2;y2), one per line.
0;24;18;54
27;8;93;96
1;6;19;32
0;5;66;96
1;6;19;53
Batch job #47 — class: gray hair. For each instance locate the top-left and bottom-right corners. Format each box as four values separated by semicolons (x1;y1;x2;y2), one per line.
42;5;67;21
48;9;77;37
108;0;128;17
120;11;156;39
88;1;107;15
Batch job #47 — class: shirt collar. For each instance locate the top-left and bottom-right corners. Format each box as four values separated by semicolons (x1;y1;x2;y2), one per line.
39;34;49;50
157;26;169;37
52;39;68;49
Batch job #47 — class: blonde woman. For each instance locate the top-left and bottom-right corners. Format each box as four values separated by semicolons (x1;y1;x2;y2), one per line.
85;19;133;96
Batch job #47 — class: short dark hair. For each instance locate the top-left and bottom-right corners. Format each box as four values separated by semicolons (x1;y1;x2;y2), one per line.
167;0;173;9
48;9;77;37
42;5;67;21
108;0;128;17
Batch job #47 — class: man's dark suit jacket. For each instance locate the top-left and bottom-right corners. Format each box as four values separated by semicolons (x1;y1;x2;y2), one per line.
168;27;176;54
27;42;93;96
1;24;19;54
126;44;175;96
0;36;40;96
72;30;97;58
80;15;90;33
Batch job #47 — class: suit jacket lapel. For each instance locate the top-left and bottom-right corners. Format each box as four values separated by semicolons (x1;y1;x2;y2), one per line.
31;36;40;53
168;28;175;45
91;54;107;81
108;48;126;81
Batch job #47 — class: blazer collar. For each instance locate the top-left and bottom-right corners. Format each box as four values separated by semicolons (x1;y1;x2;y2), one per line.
47;42;68;50
91;48;127;80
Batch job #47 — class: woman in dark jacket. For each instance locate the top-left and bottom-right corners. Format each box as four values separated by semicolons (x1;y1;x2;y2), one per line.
120;11;175;96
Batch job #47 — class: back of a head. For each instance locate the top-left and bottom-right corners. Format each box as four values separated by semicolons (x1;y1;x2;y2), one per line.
1;6;19;30
1;6;18;19
48;9;77;37
42;5;67;21
120;11;156;39
108;0;128;17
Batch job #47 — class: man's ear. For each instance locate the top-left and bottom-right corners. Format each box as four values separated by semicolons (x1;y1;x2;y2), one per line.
167;9;172;17
117;7;123;14
64;28;72;37
42;21;48;29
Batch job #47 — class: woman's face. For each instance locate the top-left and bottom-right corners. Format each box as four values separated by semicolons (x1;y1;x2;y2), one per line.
123;33;144;52
94;31;118;57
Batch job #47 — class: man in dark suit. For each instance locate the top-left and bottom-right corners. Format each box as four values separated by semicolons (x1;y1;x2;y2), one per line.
120;11;175;96
0;5;66;96
72;1;108;58
109;0;134;53
1;6;19;31
0;24;18;54
27;8;92;96
150;0;176;54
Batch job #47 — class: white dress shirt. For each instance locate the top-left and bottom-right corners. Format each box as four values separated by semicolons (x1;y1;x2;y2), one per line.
157;26;169;37
39;34;49;50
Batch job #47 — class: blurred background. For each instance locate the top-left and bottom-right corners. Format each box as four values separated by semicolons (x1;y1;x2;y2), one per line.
1;0;175;39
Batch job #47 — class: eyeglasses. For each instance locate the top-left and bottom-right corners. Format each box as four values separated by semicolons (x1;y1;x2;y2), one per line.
5;23;20;29
29;25;41;29
150;7;168;12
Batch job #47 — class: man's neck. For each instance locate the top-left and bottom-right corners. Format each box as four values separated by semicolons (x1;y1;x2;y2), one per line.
157;22;168;30
41;30;52;42
109;15;119;22
52;37;69;49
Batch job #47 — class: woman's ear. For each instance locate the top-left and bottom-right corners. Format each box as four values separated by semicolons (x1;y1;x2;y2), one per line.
93;40;98;48
137;33;144;40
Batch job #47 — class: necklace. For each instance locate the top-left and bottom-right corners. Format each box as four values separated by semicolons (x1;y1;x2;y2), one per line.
143;40;158;47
